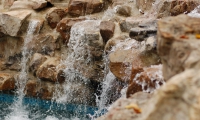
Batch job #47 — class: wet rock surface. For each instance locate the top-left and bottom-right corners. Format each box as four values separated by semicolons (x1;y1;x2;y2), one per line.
0;0;200;117
0;73;15;91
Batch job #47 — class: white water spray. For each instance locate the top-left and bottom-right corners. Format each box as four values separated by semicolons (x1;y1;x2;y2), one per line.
5;21;38;120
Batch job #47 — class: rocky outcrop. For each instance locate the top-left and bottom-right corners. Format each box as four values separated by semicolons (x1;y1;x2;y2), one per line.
140;69;200;120
157;14;200;80
99;14;200;120
0;10;31;36
107;36;160;82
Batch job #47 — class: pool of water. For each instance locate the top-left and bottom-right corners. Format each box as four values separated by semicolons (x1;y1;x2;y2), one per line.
0;94;99;120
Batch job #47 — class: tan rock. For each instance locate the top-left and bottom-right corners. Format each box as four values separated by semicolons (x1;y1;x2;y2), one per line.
36;57;65;83
153;0;200;18
97;92;151;120
29;53;47;75
3;0;15;9
115;5;131;16
45;7;66;29
24;79;57;100
0;10;31;36
0;36;23;71
56;17;85;44
68;0;105;16
107;36;160;82
120;16;156;32
10;0;47;10
126;65;164;98
65;20;104;83
157;14;200;80
141;69;200;120
136;0;155;12
27;33;61;56
0;73;15;91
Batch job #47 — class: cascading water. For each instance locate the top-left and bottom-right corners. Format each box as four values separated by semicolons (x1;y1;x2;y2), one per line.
5;21;38;120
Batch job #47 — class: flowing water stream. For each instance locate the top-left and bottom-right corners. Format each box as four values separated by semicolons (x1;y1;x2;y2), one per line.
5;20;38;120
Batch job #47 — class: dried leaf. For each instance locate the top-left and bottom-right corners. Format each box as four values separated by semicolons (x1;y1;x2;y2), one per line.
196;34;200;39
180;35;188;39
125;103;142;113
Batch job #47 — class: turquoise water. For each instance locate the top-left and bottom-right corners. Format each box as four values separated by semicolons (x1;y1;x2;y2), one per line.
0;94;98;120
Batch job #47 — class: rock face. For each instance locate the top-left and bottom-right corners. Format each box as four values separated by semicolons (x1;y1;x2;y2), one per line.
141;69;200;120
98;14;200;120
0;10;31;36
0;73;15;91
27;34;60;56
0;36;23;71
107;36;160;82
157;14;200;80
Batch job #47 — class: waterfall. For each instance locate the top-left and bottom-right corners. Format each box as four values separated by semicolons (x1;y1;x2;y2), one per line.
5;21;38;120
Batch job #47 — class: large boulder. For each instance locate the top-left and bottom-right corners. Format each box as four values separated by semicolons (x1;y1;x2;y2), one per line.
157;14;200;80
0;10;31;36
68;0;105;16
141;69;200;120
0;73;15;91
